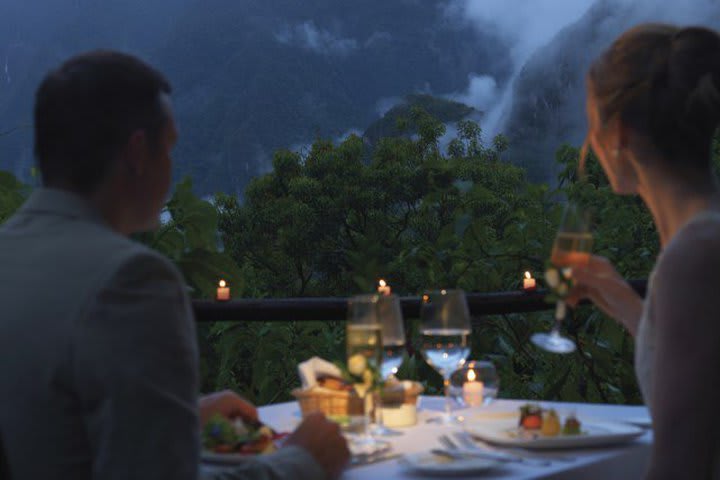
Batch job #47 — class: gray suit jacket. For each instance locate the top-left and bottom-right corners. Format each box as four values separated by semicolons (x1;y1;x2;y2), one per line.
0;189;323;480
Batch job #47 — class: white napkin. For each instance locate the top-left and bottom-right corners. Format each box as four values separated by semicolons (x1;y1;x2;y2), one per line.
298;356;343;389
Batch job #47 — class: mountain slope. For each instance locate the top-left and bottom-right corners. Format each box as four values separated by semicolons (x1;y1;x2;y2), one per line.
0;0;512;195
503;0;720;182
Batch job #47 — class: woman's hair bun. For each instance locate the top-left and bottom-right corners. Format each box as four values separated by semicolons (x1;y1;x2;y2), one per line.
664;27;720;136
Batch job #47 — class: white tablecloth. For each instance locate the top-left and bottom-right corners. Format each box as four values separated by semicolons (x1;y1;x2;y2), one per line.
204;397;652;479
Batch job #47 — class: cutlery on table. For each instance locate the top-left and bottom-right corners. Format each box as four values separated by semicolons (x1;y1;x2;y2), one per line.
351;452;401;467
453;432;577;463
438;435;551;467
431;448;515;463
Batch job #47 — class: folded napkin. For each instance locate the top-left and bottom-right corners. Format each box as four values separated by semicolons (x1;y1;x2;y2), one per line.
298;356;343;389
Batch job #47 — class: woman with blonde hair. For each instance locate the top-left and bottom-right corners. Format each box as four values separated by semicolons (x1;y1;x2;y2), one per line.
568;24;720;478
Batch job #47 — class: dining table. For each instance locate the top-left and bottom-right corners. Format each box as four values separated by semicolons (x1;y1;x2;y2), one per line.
201;396;652;479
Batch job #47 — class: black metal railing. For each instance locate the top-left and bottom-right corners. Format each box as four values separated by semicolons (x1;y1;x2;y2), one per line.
192;279;647;323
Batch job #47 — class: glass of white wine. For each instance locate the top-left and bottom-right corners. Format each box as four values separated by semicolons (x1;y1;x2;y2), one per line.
419;289;472;425
532;203;593;354
372;294;405;436
346;294;385;452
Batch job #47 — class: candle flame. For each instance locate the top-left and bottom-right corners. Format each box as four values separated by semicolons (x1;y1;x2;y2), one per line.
468;369;477;382
525;271;532;279
379;279;387;287
219;280;226;288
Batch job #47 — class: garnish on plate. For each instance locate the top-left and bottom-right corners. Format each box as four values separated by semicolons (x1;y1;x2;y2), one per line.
202;414;280;455
519;403;543;430
541;409;561;436
516;404;583;438
562;414;582;435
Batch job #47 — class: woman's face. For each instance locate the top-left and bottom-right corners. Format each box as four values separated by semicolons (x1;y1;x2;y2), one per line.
586;93;638;195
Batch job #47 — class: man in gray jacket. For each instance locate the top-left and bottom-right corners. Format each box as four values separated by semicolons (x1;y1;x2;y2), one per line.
0;51;349;480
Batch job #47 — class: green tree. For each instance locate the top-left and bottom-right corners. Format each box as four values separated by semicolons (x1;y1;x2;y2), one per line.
0;171;27;223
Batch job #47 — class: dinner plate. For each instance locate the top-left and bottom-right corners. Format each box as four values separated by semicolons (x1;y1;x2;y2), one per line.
621;416;652;428
465;418;644;450
399;452;503;475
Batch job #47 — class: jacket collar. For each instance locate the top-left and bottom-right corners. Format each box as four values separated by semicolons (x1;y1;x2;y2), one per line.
18;188;108;227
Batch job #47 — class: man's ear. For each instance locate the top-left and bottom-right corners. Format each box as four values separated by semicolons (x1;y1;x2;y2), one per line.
123;130;149;177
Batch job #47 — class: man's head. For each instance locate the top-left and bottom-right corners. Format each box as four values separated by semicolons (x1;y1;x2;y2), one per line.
34;50;177;233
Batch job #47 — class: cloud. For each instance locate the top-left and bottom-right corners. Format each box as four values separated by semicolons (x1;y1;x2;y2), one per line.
364;31;392;48
444;0;595;136
616;0;720;26
275;21;358;56
448;74;498;111
335;128;363;142
447;0;595;66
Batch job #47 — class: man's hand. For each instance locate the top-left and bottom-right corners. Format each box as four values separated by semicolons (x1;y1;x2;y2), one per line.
284;413;350;480
198;390;258;426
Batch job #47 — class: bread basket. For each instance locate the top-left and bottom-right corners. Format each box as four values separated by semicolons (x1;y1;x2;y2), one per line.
292;387;364;417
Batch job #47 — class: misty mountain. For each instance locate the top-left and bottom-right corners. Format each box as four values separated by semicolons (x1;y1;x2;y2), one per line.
363;94;475;146
0;0;512;195
503;0;720;182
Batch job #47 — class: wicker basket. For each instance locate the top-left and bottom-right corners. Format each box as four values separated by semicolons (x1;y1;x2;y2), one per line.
292;387;364;417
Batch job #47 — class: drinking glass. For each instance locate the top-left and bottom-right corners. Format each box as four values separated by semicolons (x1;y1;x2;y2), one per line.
372;294;405;436
449;360;499;407
346;294;385;452
419;289;472;424
532;203;593;354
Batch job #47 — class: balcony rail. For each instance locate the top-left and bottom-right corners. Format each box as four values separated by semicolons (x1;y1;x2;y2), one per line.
192;279;647;323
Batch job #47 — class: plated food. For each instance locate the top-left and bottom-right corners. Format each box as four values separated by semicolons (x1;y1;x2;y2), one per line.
517;404;583;438
202;414;282;456
465;404;643;450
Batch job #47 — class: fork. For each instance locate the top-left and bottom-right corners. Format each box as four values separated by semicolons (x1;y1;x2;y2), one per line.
453;432;576;463
439;434;551;467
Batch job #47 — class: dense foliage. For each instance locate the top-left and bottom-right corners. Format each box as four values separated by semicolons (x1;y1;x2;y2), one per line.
2;114;717;407
205;111;658;406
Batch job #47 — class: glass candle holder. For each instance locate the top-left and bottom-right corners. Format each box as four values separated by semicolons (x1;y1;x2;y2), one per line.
449;360;499;408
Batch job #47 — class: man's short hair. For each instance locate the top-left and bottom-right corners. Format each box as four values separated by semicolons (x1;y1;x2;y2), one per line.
34;50;172;193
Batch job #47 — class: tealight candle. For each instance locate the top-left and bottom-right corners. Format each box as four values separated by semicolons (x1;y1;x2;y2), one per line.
523;271;537;291
463;369;484;407
377;279;392;296
216;280;230;301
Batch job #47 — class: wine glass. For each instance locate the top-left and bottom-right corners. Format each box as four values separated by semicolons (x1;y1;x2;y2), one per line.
532;203;593;354
371;294;405;436
346;294;386;453
419;289;472;424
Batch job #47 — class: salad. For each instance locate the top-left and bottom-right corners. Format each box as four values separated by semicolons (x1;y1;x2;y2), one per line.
202;414;282;455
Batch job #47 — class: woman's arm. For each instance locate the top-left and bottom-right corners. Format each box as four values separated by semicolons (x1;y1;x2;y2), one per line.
645;225;720;479
567;255;645;336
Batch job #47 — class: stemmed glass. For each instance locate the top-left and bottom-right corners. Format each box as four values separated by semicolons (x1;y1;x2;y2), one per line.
346;294;385;452
531;203;593;354
371;294;405;436
419;289;472;425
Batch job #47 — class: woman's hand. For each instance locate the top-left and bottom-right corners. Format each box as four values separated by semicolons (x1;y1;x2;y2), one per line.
198;390;258;426
565;255;644;336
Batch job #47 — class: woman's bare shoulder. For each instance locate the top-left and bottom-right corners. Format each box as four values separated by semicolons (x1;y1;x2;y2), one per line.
653;211;720;329
659;211;720;276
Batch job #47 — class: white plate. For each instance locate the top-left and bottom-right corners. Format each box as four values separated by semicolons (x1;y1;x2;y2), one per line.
399;452;503;475
621;416;652;428
465;418;644;450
